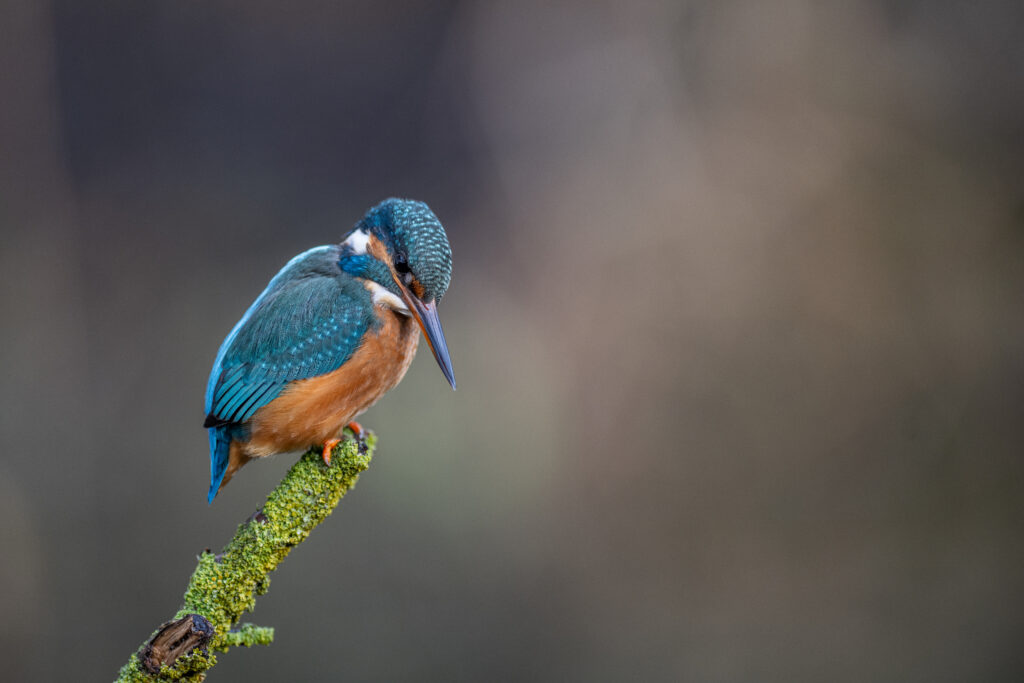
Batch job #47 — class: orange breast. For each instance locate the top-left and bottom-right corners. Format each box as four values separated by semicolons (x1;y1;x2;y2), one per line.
243;308;420;458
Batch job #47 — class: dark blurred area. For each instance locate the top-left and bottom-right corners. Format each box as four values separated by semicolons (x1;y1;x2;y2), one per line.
2;1;1023;681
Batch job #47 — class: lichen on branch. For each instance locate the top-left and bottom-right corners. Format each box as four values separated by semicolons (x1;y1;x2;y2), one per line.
116;433;375;682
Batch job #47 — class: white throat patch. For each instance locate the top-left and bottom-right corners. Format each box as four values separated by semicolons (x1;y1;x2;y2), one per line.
366;281;411;316
342;228;370;254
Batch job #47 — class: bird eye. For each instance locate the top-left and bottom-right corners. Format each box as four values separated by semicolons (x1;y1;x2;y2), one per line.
394;255;415;285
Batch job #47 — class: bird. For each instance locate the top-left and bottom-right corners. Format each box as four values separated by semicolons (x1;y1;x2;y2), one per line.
203;198;455;502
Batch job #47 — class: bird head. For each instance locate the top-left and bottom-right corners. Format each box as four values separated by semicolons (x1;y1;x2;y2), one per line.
339;198;455;389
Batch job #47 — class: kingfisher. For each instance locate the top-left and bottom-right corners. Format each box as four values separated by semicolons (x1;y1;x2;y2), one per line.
203;198;455;502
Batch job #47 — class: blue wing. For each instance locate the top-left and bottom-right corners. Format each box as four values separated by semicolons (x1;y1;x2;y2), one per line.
204;246;373;501
204;246;373;426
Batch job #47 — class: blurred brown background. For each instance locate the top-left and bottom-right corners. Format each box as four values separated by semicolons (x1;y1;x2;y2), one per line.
2;1;1023;681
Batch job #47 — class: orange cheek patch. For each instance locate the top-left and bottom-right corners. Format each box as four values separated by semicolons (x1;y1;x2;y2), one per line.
367;234;390;262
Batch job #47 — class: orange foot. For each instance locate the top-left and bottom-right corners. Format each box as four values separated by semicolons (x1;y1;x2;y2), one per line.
346;421;370;454
321;438;341;466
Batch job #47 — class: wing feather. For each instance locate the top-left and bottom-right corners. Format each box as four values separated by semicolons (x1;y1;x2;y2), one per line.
204;248;373;427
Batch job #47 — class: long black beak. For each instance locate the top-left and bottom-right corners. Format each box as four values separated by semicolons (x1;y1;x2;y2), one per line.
407;297;456;390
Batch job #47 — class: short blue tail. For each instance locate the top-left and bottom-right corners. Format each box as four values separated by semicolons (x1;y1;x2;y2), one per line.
208;427;231;503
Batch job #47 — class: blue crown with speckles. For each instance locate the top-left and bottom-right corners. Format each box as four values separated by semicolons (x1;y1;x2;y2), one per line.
358;198;453;302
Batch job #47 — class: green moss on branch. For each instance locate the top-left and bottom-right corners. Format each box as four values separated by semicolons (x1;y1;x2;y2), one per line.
222;623;275;648
115;434;375;682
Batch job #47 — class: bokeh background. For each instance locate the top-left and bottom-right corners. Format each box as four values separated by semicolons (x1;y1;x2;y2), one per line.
2;1;1023;681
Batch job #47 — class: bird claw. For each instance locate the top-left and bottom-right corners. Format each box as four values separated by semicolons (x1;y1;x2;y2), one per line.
320;424;369;463
321;438;341;466
346;421;371;454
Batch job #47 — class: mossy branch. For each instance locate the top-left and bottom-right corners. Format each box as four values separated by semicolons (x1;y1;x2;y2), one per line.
115;433;376;682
